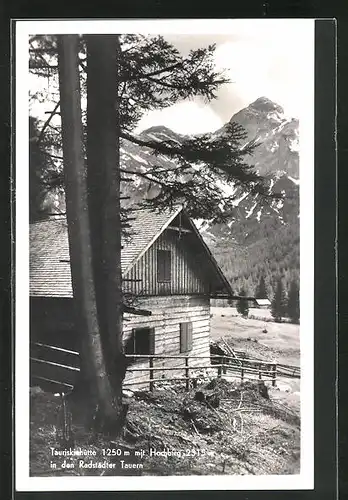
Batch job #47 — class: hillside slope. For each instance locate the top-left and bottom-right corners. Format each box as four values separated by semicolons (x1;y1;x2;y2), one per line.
30;377;300;476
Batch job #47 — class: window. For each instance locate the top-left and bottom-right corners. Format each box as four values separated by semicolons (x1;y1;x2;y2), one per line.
125;327;155;356
157;249;172;282
180;322;193;353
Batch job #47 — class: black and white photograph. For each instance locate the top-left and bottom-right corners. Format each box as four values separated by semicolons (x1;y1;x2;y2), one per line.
15;19;314;491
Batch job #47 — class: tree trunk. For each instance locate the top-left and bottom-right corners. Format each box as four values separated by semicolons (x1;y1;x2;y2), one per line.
57;35;121;429
86;35;126;408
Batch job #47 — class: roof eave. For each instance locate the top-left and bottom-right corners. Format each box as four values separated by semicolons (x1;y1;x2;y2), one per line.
123;205;184;275
182;209;235;297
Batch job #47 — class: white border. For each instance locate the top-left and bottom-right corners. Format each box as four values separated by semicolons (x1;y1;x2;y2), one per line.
15;19;315;492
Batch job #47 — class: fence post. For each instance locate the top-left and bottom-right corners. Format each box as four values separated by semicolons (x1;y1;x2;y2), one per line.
217;357;222;379
272;364;277;387
149;357;154;392
185;356;190;391
258;363;262;380
223;355;227;374
241;360;244;382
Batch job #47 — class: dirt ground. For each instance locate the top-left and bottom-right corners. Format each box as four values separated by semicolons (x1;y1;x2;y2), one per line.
30;378;300;477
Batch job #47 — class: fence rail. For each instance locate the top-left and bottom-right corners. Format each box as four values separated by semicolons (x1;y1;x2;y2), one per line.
277;364;301;378
123;355;278;391
30;341;300;394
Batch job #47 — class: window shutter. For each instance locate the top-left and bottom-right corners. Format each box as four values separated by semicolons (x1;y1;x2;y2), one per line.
148;328;155;355
180;322;193;353
187;322;193;351
157;251;164;281
157;250;171;282
180;323;187;353
164;251;171;280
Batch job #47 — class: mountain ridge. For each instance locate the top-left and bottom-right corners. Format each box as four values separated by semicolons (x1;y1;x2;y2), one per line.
119;97;299;296
39;97;300;296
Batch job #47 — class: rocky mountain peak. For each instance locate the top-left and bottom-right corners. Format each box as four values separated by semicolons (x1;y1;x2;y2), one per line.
222;97;299;178
248;96;284;115
140;125;183;143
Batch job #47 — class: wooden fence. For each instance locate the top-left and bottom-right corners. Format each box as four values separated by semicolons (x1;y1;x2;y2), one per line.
124;354;278;391
30;341;79;392
276;363;301;378
30;341;301;394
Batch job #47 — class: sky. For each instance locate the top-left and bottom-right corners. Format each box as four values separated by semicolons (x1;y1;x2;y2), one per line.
29;20;314;135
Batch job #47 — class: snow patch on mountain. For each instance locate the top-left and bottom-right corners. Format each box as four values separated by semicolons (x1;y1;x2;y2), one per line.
215;179;237;198
288;175;300;185
266;111;283;123
146;133;161;141
289;138;300;153
233;192;249;207
130;154;149;165
157;132;181;143
268;141;279;153
245;201;258;219
273;198;284;212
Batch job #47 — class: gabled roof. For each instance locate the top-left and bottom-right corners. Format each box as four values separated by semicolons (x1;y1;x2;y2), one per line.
122;205;182;274
29;206;233;298
30;217;71;297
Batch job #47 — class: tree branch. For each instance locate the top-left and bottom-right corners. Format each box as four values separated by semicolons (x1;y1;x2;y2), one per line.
121;131;181;156
47;152;64;160
145;75;190;90
29;42;57;71
119;168;165;187
144;74;227;91
120;62;184;82
37;101;61;145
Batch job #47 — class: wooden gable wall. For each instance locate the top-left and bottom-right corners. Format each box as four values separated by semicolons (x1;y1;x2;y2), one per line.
123;227;210;297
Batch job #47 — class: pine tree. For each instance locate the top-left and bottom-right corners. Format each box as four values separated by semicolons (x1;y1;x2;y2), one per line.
236;288;249;317
29;116;48;220
287;280;300;324
57;35;120;428
255;275;268;299
271;278;287;322
29;34;281;224
29;116;64;220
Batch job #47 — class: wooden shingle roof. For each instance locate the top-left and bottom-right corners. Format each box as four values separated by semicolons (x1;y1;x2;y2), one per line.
30;206;182;298
255;298;271;306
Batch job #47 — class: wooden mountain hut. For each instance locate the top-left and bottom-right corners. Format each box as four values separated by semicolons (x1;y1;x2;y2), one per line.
29;206;236;390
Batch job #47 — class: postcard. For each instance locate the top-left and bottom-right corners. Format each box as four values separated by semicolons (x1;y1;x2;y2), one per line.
15;18;315;492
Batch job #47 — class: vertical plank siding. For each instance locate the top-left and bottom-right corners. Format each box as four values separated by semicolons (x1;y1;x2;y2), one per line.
122;230;210;297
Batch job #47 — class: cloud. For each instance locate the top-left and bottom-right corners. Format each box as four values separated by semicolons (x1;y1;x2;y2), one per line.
139;20;314;131
136;100;224;135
